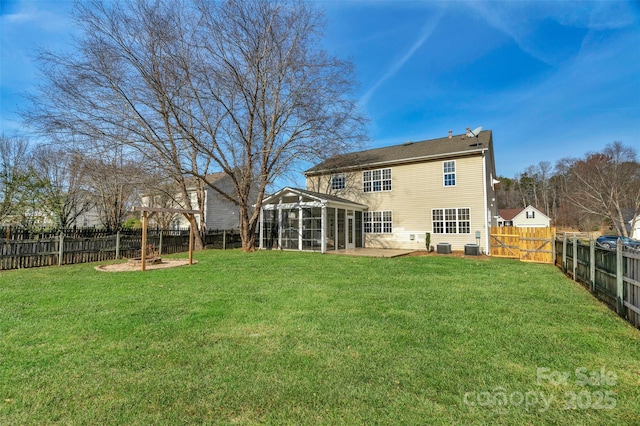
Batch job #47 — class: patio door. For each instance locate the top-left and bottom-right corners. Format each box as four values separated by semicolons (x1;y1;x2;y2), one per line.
346;211;355;249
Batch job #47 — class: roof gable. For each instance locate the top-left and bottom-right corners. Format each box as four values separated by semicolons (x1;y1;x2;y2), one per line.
184;172;228;190
261;187;367;208
498;208;523;221
306;130;492;175
499;205;551;221
514;205;550;221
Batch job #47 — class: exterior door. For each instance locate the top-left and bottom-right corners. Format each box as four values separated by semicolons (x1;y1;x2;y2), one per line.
346;212;355;249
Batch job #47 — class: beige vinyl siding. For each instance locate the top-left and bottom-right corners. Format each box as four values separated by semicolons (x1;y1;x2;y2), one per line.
362;155;486;250
305;153;492;251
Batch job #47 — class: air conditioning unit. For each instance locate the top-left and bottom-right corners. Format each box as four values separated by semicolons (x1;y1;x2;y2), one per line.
464;244;480;256
437;243;451;254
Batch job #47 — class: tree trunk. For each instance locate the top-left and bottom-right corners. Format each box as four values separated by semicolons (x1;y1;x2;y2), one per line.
239;205;256;252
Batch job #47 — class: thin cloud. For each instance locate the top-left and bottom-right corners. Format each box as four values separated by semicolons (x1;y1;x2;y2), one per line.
1;1;72;32
359;8;445;107
468;0;638;66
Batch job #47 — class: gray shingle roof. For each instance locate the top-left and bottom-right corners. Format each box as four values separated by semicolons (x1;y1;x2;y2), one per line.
305;130;493;175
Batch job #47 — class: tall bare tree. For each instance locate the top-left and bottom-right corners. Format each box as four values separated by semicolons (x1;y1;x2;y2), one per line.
0;135;33;224
26;0;366;251
30;145;93;228
557;142;640;236
82;147;141;231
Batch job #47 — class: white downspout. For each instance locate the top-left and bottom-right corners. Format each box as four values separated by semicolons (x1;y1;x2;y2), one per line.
482;150;489;254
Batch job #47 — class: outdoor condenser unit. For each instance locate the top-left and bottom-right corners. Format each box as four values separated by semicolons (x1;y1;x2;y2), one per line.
437;243;451;254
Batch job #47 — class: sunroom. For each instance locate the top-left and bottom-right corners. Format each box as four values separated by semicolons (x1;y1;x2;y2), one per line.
258;187;367;253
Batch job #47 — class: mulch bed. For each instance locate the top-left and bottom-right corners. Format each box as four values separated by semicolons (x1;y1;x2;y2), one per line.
404;250;489;259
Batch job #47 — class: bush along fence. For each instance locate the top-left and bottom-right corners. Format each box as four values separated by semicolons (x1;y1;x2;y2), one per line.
555;234;640;329
0;227;244;270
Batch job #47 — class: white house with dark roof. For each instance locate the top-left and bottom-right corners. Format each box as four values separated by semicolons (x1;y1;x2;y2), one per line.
258;130;499;253
497;205;551;228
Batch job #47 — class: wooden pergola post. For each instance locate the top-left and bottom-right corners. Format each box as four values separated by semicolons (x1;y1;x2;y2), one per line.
133;206;201;272
183;213;195;266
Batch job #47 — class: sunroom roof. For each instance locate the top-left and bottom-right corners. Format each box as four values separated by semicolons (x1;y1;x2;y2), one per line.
261;187;367;209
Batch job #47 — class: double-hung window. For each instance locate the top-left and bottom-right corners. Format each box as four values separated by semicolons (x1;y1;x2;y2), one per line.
363;211;392;233
526;211;535;219
432;208;470;234
331;174;345;190
443;161;456;187
363;168;392;192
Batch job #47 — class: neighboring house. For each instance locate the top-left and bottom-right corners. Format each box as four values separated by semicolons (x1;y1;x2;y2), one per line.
142;173;246;230
631;215;640;240
73;205;103;228
497;205;551;228
258;129;499;253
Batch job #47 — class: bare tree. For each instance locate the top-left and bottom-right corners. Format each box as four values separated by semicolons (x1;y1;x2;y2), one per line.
495;176;520;210
522;166;540;209
26;0;366;251
536;161;554;217
557;142;640;236
30;145;93;228
82;147;141;231
0;135;33;224
142;182;181;229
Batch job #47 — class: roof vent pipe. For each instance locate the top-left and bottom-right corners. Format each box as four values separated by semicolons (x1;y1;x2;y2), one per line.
448;130;452;139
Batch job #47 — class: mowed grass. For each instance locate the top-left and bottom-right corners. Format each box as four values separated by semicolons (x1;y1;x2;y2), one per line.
1;251;639;425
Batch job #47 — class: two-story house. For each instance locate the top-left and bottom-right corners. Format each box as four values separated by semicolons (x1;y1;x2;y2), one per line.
142;172;245;230
258;130;499;253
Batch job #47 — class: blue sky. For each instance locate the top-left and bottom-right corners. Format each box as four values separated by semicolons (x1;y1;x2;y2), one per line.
1;1;639;180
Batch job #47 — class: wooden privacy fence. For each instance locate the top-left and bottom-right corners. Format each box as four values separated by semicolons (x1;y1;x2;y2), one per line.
0;228;244;270
490;226;555;263
555;235;640;329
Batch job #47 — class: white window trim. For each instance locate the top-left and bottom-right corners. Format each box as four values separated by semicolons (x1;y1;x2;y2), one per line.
331;173;345;190
363;168;392;193
431;207;471;234
443;160;456;187
363;210;393;234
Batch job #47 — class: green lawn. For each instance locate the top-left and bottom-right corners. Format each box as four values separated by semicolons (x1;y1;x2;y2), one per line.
1;251;639;425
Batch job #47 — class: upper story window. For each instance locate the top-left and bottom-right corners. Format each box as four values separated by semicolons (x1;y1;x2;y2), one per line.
363;168;392;192
526;210;535;219
331;174;345;190
443;161;456;187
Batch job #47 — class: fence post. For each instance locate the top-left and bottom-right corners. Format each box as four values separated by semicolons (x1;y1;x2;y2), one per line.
572;235;578;281
115;231;120;259
562;234;567;273
589;238;595;293
616;240;625;316
223;229;226;250
58;232;64;266
159;230;163;256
